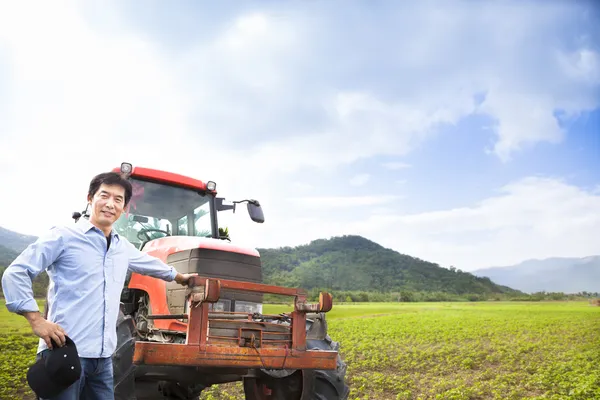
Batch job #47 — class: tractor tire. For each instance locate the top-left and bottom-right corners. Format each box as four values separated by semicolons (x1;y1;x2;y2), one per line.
112;310;205;400
113;310;138;400
243;325;349;399
304;334;349;400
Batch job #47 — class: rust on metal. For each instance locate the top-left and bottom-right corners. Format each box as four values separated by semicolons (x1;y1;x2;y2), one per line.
319;292;333;312
133;342;338;370
189;276;308;298
133;276;337;371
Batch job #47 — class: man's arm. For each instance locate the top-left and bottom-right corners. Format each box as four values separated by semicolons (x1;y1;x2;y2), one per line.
126;241;193;285
1;226;68;348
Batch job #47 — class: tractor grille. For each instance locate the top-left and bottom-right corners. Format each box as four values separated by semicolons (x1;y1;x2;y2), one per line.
165;247;262;315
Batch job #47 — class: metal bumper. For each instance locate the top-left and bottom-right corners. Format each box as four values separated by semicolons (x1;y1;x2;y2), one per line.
132;276;337;370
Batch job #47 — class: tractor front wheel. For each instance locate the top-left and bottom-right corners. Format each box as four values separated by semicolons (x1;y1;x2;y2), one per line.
242;335;349;400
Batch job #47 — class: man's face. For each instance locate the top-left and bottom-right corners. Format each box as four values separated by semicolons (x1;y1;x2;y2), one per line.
88;183;126;229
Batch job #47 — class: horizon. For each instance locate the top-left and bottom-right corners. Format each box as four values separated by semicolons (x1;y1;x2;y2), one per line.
0;1;599;272
1;224;598;272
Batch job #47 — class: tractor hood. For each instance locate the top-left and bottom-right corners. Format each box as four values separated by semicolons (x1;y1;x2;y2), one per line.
140;236;260;262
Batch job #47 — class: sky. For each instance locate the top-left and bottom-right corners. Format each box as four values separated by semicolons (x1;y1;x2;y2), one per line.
0;0;598;271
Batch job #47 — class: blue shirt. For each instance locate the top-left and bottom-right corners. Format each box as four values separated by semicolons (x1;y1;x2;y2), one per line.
1;218;177;358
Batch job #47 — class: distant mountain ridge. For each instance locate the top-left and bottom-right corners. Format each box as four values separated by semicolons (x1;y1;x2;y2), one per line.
0;225;521;299
0;226;38;253
257;235;522;296
472;256;600;294
0;244;20;267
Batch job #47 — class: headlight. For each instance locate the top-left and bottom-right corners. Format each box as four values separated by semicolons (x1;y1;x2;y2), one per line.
234;301;263;314
120;162;133;174
208;299;231;312
185;298;231;313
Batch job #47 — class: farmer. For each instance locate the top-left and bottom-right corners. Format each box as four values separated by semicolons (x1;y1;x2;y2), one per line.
1;171;195;399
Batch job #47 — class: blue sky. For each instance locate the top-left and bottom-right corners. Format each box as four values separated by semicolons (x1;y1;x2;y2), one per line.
0;0;598;271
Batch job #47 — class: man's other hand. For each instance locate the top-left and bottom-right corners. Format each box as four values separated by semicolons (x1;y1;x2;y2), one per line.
174;273;196;286
25;312;67;349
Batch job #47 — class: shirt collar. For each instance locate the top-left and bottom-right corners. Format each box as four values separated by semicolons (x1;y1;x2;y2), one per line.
76;217;120;239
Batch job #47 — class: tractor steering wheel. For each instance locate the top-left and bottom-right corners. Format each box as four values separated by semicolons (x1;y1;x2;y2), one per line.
137;228;170;243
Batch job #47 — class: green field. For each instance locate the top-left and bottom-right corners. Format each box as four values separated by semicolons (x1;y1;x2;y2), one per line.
1;301;598;399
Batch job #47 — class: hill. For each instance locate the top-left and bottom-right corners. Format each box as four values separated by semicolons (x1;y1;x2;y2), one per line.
0;244;19;267
0;226;38;253
1;224;521;300
0;226;45;299
472;256;600;294
257;235;522;300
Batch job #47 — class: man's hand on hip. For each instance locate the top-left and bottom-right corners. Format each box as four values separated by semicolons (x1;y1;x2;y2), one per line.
24;312;67;349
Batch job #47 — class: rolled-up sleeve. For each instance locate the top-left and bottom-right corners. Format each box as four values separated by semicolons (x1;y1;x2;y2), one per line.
126;241;178;281
2;227;64;314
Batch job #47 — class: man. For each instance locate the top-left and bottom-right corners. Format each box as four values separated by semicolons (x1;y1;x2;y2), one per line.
1;171;195;399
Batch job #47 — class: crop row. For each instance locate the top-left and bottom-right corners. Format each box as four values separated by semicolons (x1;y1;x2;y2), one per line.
1;302;598;399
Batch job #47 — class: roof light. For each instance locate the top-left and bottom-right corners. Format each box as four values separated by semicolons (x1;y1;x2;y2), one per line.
207;181;216;191
120;162;133;175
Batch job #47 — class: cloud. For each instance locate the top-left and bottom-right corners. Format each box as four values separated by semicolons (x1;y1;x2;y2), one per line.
345;177;600;270
383;162;412;170
349;173;370;186
289;195;403;208
0;0;598;275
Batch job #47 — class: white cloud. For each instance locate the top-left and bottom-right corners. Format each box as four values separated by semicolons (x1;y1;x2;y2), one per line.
289;195;402;208
383;162;412;170
0;0;598;276
349;173;370;186
343;177;600;270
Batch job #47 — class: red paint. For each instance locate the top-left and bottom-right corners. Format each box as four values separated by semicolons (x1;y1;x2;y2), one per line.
133;342;338;370
127;273;187;332
143;236;260;258
133;276;337;370
112;165;214;193
127;236;260;332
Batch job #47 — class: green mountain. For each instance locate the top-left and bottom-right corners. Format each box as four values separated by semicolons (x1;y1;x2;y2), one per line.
1;225;521;301
258;235;522;299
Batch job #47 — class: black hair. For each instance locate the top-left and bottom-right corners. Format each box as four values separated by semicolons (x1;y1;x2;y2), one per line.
88;172;133;206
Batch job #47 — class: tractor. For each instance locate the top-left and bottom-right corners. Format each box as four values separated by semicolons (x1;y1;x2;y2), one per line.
72;162;349;400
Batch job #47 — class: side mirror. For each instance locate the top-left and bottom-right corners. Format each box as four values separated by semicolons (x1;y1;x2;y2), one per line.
247;202;264;223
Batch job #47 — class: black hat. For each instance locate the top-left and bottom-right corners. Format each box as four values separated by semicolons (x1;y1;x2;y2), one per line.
27;336;82;398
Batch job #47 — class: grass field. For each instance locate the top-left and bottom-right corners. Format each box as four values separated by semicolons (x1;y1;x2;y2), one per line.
1;301;598;399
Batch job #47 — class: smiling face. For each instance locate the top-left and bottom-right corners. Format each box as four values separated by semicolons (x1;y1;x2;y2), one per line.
88;183;126;236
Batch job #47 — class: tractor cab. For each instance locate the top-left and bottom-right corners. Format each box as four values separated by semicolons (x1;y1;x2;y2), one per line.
75;162;264;250
112;176;214;250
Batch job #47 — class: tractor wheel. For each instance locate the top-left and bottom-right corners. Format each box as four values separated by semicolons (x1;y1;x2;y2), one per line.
112;310;205;400
305;334;349;399
113;310;137;400
242;334;349;400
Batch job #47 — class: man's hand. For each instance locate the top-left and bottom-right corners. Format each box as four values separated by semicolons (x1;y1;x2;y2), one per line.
174;273;196;286
24;312;67;349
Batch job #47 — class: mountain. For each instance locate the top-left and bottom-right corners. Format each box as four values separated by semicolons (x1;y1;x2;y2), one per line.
257;235;521;297
0;226;38;253
1;224;521;300
472;256;600;294
0;244;19;267
0;226;44;299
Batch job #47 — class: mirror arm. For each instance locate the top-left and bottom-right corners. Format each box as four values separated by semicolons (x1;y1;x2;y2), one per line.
215;197;236;212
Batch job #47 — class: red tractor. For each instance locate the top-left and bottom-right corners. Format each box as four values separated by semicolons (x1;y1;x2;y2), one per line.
72;162;349;400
